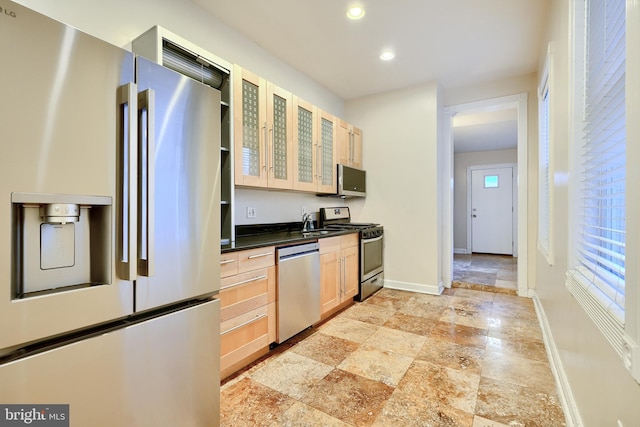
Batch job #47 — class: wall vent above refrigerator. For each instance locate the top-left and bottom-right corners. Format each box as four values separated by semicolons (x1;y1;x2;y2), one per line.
162;39;228;90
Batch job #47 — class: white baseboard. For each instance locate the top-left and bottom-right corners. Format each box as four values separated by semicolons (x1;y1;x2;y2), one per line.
384;279;443;295
453;248;468;254
533;293;583;427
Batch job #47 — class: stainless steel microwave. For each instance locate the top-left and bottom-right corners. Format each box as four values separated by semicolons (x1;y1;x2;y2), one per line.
337;164;366;198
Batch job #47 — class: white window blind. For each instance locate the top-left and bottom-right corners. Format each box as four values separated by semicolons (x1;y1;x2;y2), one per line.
573;0;626;321
538;58;551;263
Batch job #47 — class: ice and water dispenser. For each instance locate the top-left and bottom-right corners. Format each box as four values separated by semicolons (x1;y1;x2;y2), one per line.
12;193;112;298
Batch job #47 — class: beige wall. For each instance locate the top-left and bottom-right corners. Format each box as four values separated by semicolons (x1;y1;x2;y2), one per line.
535;0;640;425
345;83;442;292
453;149;517;252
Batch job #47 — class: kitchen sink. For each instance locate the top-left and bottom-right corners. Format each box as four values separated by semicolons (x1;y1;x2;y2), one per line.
302;230;330;237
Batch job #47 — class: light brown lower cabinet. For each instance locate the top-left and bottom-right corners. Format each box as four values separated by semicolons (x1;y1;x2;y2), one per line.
320;233;359;318
219;247;276;379
219;236;359;379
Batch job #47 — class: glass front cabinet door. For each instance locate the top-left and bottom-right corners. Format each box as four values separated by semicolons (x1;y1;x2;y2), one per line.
317;109;337;194
234;64;293;190
293;97;317;192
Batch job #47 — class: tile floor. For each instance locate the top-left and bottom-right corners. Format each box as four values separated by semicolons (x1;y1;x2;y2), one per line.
220;286;566;426
452;254;518;295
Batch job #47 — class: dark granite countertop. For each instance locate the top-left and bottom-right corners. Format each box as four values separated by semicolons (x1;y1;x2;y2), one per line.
221;222;358;253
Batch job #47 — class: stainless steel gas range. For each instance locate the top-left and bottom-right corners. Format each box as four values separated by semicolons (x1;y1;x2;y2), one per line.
320;207;384;301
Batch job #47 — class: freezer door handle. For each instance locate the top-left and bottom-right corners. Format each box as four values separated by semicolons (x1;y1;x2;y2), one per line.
116;83;138;281
138;88;155;277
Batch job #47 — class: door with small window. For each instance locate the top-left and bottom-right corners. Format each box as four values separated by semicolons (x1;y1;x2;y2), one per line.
470;166;514;255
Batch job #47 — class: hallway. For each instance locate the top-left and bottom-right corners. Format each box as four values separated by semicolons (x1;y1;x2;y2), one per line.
453;253;518;295
220;287;565;426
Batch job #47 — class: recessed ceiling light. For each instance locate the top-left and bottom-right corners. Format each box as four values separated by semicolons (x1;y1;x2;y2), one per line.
347;6;365;20
380;50;395;61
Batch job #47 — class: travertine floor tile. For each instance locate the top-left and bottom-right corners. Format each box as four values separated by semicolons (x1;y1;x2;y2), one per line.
472;415;510;427
319;316;379;343
337;344;414;386
454;270;497;285
397;295;449;319
431;320;489;348
373;392;474;427
339;299;396;325
488;317;544;342
363;326;427;357
290;332;359;366
398;360;481;414
440;302;492;330
383;312;438;336
375;288;415;301
450;288;497;302
450;295;494;312
363;293;409;310
417;335;485;374
475;377;566;427
220;377;296;426
495;279;517;290
485;335;548;362
481;350;556;394
280;401;351;426
250;352;333;399
301;369;394;427
373;360;477;427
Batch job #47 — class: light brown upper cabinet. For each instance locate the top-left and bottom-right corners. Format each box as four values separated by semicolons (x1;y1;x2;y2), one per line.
337;119;363;170
316;109;338;194
292;98;337;194
234;65;293;190
292;97;317;192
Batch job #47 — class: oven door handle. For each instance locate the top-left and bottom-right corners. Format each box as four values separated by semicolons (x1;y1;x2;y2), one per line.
362;234;383;244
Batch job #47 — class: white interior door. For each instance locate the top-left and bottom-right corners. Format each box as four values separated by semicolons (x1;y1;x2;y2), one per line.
471;167;513;254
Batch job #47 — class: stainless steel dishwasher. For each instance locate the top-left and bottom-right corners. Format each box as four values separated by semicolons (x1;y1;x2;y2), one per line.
276;242;321;343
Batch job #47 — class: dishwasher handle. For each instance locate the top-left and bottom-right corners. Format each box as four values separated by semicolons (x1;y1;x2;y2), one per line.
277;242;320;262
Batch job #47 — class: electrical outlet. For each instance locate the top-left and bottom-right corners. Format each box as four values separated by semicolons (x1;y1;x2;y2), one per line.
246;207;256;219
301;206;307;216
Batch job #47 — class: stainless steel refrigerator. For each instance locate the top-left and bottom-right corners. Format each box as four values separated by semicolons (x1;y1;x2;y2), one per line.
0;2;221;425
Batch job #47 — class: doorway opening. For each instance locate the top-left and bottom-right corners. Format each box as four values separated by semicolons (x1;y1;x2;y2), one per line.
452;253;518;294
441;93;528;297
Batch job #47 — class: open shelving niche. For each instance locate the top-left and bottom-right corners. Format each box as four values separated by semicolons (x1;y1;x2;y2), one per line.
131;26;234;246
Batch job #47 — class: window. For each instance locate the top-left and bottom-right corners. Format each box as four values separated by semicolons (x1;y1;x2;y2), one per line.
567;0;627;358
538;49;552;264
484;175;499;188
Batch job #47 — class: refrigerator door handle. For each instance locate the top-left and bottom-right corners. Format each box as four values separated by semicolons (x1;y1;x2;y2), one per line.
138;88;155;277
116;83;138;281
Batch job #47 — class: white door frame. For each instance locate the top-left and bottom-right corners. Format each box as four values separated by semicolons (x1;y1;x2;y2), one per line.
441;93;529;297
466;163;517;255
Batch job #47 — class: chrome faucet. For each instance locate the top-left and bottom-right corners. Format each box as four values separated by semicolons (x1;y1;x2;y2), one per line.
302;213;314;232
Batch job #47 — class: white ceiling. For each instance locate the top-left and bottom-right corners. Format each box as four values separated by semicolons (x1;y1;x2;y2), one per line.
191;0;549;151
453;109;518;153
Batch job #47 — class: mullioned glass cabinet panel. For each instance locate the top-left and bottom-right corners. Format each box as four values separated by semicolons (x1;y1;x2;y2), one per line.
242;80;260;177
297;106;314;184
272;94;288;180
321;118;334;186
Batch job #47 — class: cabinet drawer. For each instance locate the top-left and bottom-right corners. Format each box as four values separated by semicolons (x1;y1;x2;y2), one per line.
219;267;275;322
341;233;359;249
220;305;269;372
320;236;341;254
238;246;275;273
220;252;239;278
